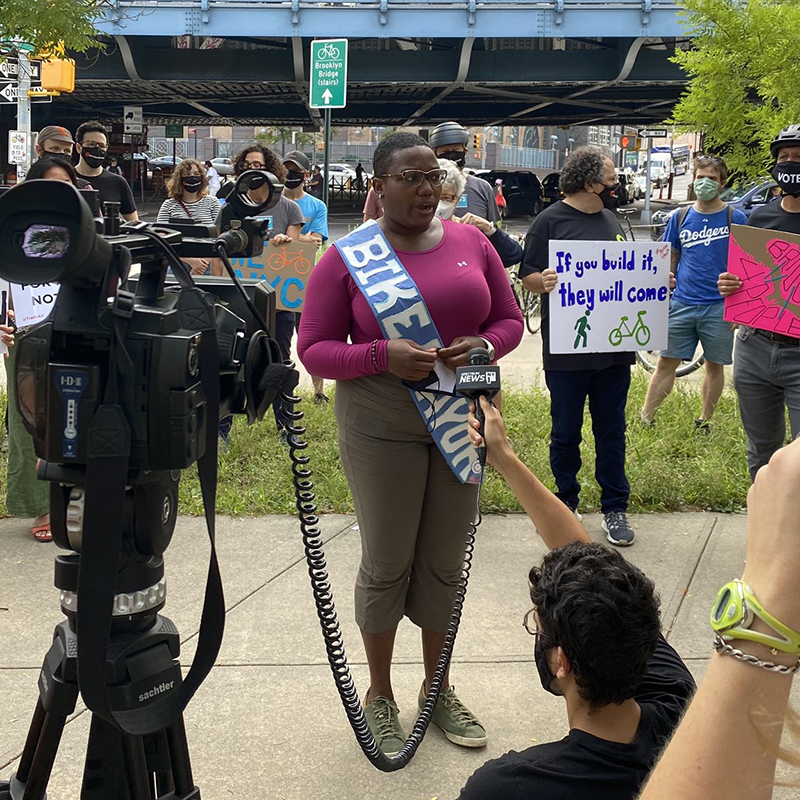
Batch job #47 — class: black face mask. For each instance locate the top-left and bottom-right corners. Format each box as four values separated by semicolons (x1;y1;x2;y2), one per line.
439;150;466;169
247;174;268;191
181;176;203;193
44;151;73;166
598;182;621;210
284;170;305;189
534;634;561;696
772;162;800;197
81;146;107;169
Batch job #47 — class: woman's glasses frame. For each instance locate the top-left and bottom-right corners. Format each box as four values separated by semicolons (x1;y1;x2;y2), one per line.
378;168;448;188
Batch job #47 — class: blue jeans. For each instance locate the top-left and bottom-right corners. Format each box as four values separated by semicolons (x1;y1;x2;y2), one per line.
545;365;631;514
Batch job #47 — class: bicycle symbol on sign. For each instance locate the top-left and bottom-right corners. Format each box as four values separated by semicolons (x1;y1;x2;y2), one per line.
267;246;313;275
317;43;341;60
608;310;651;347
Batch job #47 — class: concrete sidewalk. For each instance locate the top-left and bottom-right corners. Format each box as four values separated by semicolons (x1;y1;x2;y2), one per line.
2;511;798;798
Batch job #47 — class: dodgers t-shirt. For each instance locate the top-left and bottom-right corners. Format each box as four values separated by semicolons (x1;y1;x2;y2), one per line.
665;205;747;305
294;193;329;241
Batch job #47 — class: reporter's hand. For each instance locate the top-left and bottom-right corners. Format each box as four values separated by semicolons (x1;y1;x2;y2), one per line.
271;234;293;246
438;336;486;370
741;438;800;631
386;339;438;381
456;212;494;235
541;268;558;293
669;273;677;290
718;272;742;297
467;396;512;467
0;325;14;351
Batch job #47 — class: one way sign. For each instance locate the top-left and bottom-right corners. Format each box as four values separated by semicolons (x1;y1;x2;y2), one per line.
0;83;19;103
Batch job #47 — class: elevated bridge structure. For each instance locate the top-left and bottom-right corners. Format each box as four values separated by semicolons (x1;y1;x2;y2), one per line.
14;1;693;129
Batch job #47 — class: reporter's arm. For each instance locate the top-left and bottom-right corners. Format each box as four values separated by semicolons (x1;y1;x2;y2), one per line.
639;440;800;800
469;397;590;551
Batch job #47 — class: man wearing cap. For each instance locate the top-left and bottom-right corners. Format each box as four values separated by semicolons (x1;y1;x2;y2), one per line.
35;125;74;161
429;121;500;222
282;150;331;404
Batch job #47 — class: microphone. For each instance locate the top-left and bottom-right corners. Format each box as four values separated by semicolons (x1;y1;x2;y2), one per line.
455;346;501;471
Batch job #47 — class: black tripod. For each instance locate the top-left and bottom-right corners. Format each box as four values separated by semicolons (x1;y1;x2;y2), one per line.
4;471;201;800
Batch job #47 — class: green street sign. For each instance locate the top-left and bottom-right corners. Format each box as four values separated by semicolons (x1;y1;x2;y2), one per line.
165;124;184;138
309;39;348;109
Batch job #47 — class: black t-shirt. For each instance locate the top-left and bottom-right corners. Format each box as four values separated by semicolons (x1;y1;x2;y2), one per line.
520;200;635;371
80;168;136;216
457;637;695;800
747;200;800;235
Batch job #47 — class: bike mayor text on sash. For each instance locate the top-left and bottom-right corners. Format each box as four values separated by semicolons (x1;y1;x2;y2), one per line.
548;240;672;354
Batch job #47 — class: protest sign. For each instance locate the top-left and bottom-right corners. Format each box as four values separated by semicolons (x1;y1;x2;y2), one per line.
724;224;800;335
229;240;319;313
10;281;60;328
0;279;8;354
548;240;671;354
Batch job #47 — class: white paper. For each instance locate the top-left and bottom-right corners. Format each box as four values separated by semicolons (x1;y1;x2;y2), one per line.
548;240;671;354
10;281;60;328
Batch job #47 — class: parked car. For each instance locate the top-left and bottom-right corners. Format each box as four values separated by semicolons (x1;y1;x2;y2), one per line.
540;171;562;209
319;163;367;190
616;169;642;205
480;170;543;217
639;164;669;189
149;155;183;169
211;157;233;176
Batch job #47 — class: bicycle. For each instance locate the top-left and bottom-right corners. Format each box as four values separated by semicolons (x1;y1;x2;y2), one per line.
318;43;340;59
609;310;651;347
509;267;542;335
267;246;313;275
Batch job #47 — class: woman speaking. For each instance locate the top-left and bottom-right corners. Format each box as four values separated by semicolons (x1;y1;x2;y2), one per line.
298;132;523;756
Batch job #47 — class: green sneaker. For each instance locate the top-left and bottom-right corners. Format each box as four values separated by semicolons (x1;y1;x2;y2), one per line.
418;684;487;748
365;696;406;756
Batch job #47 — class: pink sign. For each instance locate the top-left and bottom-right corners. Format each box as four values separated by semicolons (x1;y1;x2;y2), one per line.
724;223;800;336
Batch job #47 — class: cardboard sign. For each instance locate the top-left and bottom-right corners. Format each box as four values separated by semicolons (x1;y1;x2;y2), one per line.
0;279;9;354
10;281;60;328
548;240;671;354
229;240;320;312
724;224;800;335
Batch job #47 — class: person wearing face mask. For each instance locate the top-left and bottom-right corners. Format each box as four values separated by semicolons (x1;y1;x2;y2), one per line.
456;398;695;800
34;125;74;163
74;120;138;221
436;158;523;267
282;150;330;403
520;147;638;546
641;155;745;432
429;121;500;222
719;125;800;480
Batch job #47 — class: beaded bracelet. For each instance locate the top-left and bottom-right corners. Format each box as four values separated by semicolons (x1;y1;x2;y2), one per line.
713;635;800;675
370;339;380;372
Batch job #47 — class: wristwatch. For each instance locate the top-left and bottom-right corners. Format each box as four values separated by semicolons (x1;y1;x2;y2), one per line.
480;338;496;361
710;579;800;655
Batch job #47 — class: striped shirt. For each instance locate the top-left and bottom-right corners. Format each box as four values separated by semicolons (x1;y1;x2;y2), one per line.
156;195;221;226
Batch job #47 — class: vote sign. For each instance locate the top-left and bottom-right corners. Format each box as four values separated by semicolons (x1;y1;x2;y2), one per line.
548;240;671;354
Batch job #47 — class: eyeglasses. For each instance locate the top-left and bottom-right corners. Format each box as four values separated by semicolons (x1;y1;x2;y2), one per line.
695;154;724;165
378;168;448;188
523;608;552;642
243;160;266;170
82;141;106;150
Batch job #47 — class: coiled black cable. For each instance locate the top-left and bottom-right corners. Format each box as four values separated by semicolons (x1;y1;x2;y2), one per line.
280;383;482;771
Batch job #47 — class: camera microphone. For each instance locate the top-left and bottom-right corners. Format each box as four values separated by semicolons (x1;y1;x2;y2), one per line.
455;346;501;470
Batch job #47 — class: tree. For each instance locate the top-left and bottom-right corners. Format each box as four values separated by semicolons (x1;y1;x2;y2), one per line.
0;0;105;54
670;0;800;180
255;126;315;157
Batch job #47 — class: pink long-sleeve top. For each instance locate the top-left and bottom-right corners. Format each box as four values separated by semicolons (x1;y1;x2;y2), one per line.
297;220;524;380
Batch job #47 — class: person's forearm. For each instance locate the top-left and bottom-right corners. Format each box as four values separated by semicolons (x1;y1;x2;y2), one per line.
639;647;793;800
492;448;591;550
522;272;547;294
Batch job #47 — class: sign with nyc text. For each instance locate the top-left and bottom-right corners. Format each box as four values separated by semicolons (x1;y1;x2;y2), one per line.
11;282;60;328
310;39;348;108
229;240;319;312
548;240;671;354
724;224;800;335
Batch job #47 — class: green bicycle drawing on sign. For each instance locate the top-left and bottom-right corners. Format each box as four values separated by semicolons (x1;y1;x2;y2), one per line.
609;310;651;347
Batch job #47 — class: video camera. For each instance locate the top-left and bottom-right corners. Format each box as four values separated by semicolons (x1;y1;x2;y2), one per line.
0;169;289;473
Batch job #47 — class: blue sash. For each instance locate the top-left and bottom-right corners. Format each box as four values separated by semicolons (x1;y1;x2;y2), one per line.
335;221;481;485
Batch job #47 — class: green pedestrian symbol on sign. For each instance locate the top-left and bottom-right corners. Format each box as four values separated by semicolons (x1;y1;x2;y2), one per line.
573;310;591;349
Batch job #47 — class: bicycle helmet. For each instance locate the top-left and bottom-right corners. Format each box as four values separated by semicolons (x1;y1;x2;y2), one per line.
770;125;800;160
429;121;469;150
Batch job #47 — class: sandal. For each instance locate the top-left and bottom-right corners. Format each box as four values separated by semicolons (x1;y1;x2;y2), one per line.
31;524;53;543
